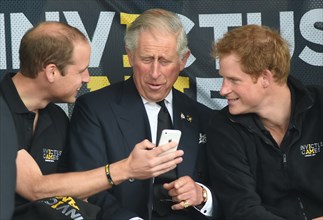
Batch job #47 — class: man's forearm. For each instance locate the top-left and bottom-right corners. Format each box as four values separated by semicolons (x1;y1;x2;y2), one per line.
16;140;183;201
16;149;113;200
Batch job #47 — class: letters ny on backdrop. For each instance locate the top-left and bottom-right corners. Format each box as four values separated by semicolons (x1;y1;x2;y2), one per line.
0;0;322;115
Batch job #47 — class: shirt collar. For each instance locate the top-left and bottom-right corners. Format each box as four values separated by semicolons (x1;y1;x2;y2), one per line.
141;89;173;106
0;72;30;114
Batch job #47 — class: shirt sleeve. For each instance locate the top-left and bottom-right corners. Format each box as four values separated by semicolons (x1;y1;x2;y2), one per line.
194;182;213;217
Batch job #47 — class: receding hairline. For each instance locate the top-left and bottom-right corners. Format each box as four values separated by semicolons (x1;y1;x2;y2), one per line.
29;21;87;42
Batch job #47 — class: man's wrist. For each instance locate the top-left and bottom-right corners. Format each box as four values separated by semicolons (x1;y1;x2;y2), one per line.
201;186;208;203
108;159;134;185
194;183;213;217
105;164;115;186
196;185;207;209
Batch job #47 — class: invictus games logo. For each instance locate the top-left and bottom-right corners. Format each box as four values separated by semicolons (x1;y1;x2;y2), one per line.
40;196;83;220
43;148;62;162
300;142;322;157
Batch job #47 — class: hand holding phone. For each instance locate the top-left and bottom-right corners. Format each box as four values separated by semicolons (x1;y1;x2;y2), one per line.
158;129;181;156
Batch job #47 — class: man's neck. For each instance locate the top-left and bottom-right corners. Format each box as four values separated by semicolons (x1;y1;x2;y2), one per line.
258;83;291;146
12;72;49;112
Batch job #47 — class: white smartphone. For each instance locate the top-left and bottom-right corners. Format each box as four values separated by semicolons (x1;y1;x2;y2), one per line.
158;129;181;156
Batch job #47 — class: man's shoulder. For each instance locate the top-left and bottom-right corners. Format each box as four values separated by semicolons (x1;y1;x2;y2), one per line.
173;89;200;105
46;103;69;123
306;84;323;99
173;89;212;112
208;106;232;125
78;80;125;102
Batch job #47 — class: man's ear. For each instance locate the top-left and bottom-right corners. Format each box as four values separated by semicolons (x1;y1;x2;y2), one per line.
44;64;57;83
179;50;191;71
260;69;273;88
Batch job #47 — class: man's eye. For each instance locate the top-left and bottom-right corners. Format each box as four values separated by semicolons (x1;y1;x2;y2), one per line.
160;60;170;65
142;58;152;63
229;78;238;83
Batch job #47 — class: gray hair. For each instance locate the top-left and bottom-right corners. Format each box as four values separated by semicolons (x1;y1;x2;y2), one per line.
124;8;189;59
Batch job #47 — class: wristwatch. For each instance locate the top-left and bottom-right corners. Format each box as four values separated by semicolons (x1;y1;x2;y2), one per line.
201;186;207;203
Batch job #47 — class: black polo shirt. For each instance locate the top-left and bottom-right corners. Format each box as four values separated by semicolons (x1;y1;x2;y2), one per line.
0;72;69;206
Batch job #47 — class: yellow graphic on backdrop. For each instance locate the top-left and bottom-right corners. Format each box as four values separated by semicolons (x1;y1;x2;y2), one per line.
120;12;139;28
121;13;139;68
123;55;131;68
174;76;189;93
87;76;110;92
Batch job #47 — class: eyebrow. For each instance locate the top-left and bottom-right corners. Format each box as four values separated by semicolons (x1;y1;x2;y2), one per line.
80;65;89;73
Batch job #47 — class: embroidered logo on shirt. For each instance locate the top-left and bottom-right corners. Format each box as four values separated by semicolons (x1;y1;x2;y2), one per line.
43;148;62;162
300;142;322;157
